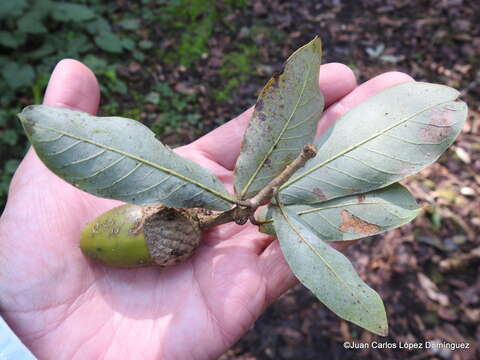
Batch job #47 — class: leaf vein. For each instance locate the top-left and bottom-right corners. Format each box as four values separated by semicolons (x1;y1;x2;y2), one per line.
362;147;424;165
44;140;82;156
276;204;373;315
324;165;384;185
73;155;127;182
157;182;188;202
97;162;143;190
343;154;401;175
60;149;107;168
35;134;64;143
305;175;358;190
115;174;172;197
26;121;235;204
308;212;341;233
281;99;455;190
239;62;313;198
409;119;458;128
384;133;447;145
298;201;380;213
286;108;320;131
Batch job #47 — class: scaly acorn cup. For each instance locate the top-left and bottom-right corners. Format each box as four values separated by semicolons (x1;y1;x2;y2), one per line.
80;204;203;268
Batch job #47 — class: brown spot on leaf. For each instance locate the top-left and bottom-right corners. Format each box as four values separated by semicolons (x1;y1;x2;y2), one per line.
339;210;380;234
419;108;455;142
357;194;366;203
419;125;451;142
270;69;285;89
255;99;264;111
312;187;326;201
272;69;283;80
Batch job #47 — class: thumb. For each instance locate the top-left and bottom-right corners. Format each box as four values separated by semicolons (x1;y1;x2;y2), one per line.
43;58;100;114
4;59;100;205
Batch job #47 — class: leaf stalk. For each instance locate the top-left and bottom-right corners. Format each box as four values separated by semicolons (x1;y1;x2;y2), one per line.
198;144;317;229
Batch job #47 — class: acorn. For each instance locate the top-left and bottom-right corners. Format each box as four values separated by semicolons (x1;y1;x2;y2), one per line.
80;204;203;268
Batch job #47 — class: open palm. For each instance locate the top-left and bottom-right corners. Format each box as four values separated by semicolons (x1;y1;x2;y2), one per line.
0;59;412;359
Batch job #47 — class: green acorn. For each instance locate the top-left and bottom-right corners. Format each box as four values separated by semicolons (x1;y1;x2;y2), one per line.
80;204;202;268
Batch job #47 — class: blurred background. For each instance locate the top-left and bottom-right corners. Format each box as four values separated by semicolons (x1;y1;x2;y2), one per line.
1;0;479;359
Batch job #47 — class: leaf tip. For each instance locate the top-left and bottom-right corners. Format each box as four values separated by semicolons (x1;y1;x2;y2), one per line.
16;112;26;124
374;321;389;337
286;36;323;64
308;36;322;57
369;297;389;336
312;35;322;47
17;106;37;136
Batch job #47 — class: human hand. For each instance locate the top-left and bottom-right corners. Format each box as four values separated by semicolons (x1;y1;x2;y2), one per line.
0;59;412;359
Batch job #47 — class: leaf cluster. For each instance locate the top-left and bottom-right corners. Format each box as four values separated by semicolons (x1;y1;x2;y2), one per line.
0;0;136;93
18;37;467;335
0;0;142;208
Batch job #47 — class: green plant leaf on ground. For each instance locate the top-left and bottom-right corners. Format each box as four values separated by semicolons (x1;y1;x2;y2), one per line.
18;10;48;34
279;82;468;205
0;31;25;48
94;31;124;53
117;18;140;30
214;43;258;102
234;37;324;200
272;204;388;336
18;105;235;210
0;0;27;19
258;183;420;239
52;2;96;23
2;63;35;89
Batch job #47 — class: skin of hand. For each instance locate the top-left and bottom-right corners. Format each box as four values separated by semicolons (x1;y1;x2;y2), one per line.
0;59;413;360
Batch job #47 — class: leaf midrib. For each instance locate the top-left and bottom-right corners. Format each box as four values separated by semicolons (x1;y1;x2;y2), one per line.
262;199;419;226
275;203;374;316
296;200;419;214
280;99;457;191
26;120;236;205
239;63;313;198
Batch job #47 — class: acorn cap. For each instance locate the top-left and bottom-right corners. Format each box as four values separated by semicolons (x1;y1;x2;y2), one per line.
80;204;202;268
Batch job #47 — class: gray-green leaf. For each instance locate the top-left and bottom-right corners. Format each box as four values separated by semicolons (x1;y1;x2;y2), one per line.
259;183;420;239
272;205;388;335
19;105;234;210
280;82;467;204
234;37;324;199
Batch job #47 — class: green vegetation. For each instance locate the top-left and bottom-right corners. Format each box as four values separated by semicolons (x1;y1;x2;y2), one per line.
0;0;257;210
215;44;258;102
149;82;202;134
0;0;138;208
157;0;248;67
